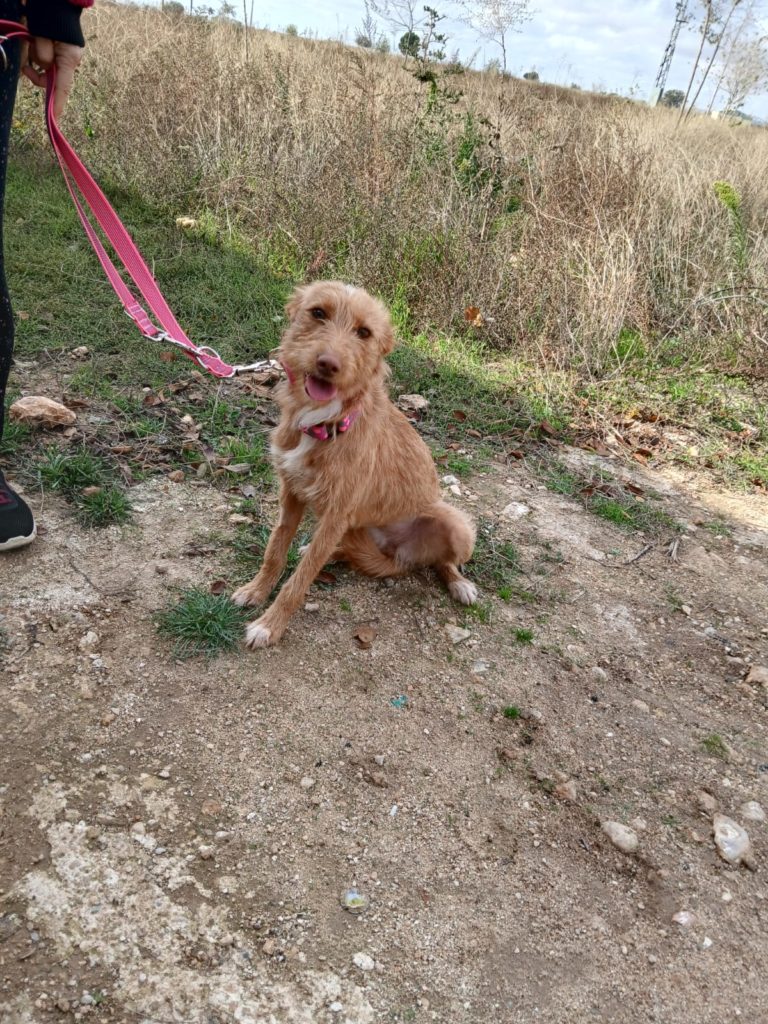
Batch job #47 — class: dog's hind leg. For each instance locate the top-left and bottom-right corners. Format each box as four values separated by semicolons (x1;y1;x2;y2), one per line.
332;528;410;578
232;487;306;608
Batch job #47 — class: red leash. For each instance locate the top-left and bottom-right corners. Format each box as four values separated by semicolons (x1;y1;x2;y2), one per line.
0;20;276;380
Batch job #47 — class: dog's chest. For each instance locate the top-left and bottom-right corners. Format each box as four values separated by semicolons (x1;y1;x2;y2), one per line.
272;433;318;492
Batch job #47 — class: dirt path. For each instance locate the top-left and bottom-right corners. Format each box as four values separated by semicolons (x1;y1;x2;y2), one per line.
2;421;768;1023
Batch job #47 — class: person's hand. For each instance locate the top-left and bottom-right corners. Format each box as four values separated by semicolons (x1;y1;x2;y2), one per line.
21;38;84;119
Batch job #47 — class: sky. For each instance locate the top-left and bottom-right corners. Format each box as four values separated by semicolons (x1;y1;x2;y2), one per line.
227;0;768;119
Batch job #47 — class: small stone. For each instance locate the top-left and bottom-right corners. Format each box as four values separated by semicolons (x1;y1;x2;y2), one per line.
56;998;70;1012
262;938;278;956
397;394;429;413
201;799;223;816
702;936;713;949
441;475;459;486
630;817;648;832
745;665;768;686
739;801;765;823
79;631;99;648
352;952;375;972
198;845;214;861
444;624;471;645
471;659;490;675
9;395;76;428
168;470;185;483
365;770;388;789
554;779;577;802
713;814;751;865
680;604;692;616
157;768;171;780
304;602;320;612
632;699;650;713
672;911;694;927
100;712;116;727
373;754;386;766
448;484;462;497
601;821;639;854
721;890;733;903
79;682;95;700
300;776;316;790
329;1003;343;1014
228;513;251;525
696;790;718;815
590;667;609;683
502;501;531;519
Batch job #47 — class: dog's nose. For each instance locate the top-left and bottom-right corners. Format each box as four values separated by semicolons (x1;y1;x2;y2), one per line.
316;353;340;377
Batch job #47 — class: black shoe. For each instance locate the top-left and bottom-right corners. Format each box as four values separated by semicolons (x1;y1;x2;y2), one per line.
0;468;36;551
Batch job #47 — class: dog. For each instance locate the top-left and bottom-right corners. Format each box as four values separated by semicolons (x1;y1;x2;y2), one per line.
232;281;477;648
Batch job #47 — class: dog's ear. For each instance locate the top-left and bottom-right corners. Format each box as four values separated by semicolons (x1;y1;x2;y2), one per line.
378;320;396;356
285;286;307;323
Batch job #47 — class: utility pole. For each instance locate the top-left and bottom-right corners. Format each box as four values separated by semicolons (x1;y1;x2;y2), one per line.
650;0;689;105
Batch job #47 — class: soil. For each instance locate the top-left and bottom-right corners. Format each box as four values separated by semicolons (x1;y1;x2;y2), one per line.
2;373;768;1024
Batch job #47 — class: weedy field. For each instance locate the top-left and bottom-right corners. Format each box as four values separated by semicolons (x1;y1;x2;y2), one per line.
1;4;768;1024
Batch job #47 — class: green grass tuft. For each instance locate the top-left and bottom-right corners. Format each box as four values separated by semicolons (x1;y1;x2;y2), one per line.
700;733;729;761
157;587;249;659
503;705;521;720
513;627;534;644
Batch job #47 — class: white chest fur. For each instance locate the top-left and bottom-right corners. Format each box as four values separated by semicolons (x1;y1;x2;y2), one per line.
271;399;342;487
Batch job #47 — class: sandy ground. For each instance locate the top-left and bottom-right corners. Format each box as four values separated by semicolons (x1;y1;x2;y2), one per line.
2;405;768;1024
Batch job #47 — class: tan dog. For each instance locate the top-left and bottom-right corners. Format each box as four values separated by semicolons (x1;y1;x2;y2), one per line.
232;281;477;648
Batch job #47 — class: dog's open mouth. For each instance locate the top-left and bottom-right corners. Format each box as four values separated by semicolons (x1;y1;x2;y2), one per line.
304;374;338;402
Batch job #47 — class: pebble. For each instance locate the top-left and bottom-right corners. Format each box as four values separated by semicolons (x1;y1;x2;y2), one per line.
444;625;471;645
448;484;462;497
100;711;116;726
471;660;490;675
201;799;223;816
632;699;650;713
739;801;765;823
554;779;577;802
157;769;171;780
300;776;316;790
329;1003;343;1014
352;952;375;972
502;501;531;519
441;475;459;486
601;821;639;854
696;790;718;815
198;845;215;861
745;665;768;686
702;937;713;949
373;754;386;766
672;911;694;927
304;602;320;612
713;814;752;865
590;667;608;684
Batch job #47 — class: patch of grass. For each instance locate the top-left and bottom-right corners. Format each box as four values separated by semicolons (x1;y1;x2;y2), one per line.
37;447;131;528
229;521;308;586
0;417;32;458
702;519;732;538
39;447;106;493
76;485;132;528
513;627;534;644
537;457;680;534
503;705;521;720
156;587;248;659
469;517;524;601
339;597;352;613
701;733;729;761
462;600;493;625
218;434;273;482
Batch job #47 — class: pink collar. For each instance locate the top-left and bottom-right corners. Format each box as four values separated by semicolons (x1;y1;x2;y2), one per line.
301;409;360;441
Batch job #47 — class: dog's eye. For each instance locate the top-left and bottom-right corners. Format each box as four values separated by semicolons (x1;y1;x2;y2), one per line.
356;326;371;340
310;307;326;321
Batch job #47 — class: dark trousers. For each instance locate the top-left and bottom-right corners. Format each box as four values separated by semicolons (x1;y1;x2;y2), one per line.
0;0;23;440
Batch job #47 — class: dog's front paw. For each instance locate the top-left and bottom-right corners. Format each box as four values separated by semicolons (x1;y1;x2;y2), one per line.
232;582;268;608
245;616;284;649
449;579;478;606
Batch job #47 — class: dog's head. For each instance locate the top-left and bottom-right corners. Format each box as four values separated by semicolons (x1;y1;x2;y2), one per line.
279;282;395;404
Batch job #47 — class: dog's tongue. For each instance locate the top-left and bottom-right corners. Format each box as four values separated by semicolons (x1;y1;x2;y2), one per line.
305;375;338;402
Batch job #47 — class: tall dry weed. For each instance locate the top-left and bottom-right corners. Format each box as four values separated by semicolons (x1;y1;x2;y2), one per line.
16;2;768;375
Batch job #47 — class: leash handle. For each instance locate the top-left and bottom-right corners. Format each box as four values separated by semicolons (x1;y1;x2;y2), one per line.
0;20;255;379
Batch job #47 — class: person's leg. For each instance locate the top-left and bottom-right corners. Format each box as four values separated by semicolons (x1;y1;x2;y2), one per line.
0;1;37;550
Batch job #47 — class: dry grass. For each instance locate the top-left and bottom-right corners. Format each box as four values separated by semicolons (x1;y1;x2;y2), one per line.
14;1;768;375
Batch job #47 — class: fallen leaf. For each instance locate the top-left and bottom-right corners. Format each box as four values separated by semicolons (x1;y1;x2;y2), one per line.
625;483;645;496
452;410;467;422
538;420;558;437
241;484;257;498
317;571;337;585
209;580;228;595
354;625;377;649
506;449;524;460
225;463;252;474
159;351;177;363
17;310;30;321
467;428;482;438
142;392;164;408
81;486;102;498
464;305;481;322
168;470;185;483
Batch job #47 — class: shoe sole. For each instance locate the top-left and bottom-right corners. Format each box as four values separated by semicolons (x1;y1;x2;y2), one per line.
0;526;37;552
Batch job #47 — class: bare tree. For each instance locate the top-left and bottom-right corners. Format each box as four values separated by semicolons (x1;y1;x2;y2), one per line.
684;0;744;120
706;0;764;112
722;32;768;111
457;0;532;71
370;0;424;64
677;0;718;125
356;0;384;48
